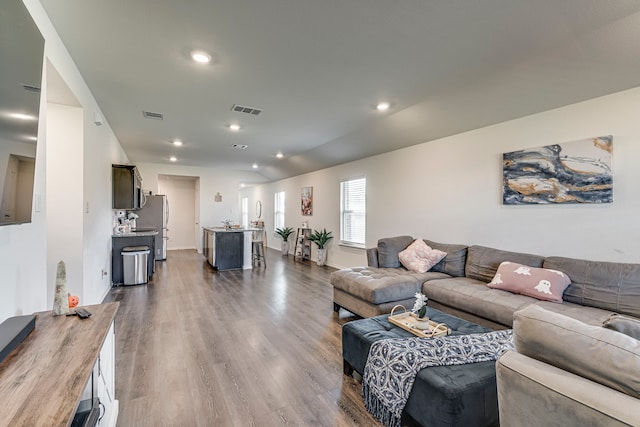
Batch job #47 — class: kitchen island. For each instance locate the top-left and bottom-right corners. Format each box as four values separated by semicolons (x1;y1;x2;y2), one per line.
202;227;254;270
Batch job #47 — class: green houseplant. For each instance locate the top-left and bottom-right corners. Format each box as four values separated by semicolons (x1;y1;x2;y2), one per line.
308;228;333;266
275;227;295;256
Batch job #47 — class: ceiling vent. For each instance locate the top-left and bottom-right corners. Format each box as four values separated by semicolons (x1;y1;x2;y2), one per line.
231;104;262;116
142;110;164;120
21;84;41;93
231;144;248;149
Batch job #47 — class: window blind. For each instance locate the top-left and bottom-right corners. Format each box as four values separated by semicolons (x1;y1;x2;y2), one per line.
274;191;285;231
340;177;366;247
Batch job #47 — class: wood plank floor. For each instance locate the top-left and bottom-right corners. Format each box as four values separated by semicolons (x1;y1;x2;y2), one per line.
104;248;382;427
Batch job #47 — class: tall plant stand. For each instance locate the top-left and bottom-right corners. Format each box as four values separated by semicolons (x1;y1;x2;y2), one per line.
294;228;311;261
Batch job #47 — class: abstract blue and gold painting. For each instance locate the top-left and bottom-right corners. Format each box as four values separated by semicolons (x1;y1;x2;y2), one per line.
503;136;612;205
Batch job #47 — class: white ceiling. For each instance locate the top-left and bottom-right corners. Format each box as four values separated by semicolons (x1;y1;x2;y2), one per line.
39;0;640;181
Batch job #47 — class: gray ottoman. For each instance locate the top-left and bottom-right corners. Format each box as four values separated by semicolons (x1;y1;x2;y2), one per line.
342;307;499;427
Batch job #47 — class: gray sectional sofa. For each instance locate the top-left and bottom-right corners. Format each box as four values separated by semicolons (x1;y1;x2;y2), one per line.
332;236;640;425
331;235;640;328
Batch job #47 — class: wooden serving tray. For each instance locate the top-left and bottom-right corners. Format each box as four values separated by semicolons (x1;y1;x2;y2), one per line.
388;305;450;338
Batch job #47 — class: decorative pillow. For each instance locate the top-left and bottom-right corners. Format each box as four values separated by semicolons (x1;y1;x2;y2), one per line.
603;313;640;340
487;261;571;303
398;239;447;273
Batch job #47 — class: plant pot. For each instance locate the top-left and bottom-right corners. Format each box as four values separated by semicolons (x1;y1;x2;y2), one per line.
410;313;431;330
281;241;289;256
316;248;327;266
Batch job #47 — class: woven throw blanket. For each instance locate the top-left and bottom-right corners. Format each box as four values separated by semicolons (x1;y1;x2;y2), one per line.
362;330;514;427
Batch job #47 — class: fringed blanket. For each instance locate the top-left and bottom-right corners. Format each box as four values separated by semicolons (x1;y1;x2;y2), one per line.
362;330;514;427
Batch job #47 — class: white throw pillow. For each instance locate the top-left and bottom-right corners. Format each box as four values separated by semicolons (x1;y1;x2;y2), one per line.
398;239;447;273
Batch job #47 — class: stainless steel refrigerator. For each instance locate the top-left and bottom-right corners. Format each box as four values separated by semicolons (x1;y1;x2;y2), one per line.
135;194;169;260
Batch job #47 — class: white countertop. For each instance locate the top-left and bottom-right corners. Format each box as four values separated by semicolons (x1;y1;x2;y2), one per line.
113;230;159;237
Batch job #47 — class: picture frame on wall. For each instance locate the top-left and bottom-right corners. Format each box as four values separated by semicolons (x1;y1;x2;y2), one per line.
502;135;613;205
301;186;313;215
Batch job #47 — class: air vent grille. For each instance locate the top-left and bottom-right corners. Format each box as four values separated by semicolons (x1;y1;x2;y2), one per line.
231;104;262;116
21;84;41;93
231;144;248;149
142;110;164;120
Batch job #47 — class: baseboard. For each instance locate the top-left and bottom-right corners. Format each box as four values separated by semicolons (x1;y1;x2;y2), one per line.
105;400;119;427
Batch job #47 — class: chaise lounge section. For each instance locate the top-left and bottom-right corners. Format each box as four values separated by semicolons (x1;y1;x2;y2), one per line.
331;236;467;318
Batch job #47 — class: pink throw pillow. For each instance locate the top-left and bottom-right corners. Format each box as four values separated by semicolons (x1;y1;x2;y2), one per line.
488;261;571;303
398;239;447;273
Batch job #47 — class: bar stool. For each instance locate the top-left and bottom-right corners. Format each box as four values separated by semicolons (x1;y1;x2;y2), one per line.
252;228;266;268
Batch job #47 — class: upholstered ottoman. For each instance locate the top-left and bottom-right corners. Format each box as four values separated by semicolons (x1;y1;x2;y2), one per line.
342;307;499;427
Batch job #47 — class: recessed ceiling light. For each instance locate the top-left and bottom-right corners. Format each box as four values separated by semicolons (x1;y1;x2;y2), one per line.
172;139;183;146
169;156;177;162
240;183;246;188
229;123;241;132
190;50;212;64
376;102;390;111
252;163;258;169
276;152;284;159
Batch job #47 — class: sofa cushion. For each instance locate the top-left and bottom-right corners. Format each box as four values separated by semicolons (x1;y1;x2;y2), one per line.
377;236;414;268
398;239;447;273
424;240;468;277
514;305;640;400
603;313;640;340
465;246;545;283
488;261;571;303
544;256;640;318
330;266;450;304
423;277;536;327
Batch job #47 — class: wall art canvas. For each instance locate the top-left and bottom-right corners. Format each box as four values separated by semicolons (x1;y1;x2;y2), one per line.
503;135;613;205
301;186;313;215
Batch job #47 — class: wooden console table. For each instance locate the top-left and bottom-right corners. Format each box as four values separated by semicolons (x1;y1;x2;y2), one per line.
0;302;119;427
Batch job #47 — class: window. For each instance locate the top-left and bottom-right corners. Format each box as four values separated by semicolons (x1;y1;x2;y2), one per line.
340;177;366;247
274;191;285;231
241;197;248;228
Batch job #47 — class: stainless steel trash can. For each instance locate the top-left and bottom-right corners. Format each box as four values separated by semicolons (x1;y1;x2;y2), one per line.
122;246;150;285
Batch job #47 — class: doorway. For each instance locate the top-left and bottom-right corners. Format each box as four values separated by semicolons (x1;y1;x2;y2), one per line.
0;154;35;223
158;175;199;250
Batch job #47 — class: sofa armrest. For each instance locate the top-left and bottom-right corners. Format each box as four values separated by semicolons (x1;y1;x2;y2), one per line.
366;248;379;267
497;351;640;427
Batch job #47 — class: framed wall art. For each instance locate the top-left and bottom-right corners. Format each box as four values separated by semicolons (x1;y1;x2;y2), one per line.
503;135;613;205
301;186;313;215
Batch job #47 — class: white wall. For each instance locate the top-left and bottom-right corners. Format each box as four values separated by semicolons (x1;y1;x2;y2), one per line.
136;162;267;252
0;1;129;322
46;103;83;305
242;87;640;269
158;177;196;250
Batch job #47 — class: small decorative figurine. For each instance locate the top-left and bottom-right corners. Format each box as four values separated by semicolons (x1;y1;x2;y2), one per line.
68;294;79;309
52;261;70;316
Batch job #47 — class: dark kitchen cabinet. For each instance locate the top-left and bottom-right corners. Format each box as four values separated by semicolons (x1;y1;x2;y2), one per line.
112;164;142;209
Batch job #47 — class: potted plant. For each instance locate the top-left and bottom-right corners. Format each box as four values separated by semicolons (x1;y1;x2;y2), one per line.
308;228;333;266
275;227;294;255
411;292;430;330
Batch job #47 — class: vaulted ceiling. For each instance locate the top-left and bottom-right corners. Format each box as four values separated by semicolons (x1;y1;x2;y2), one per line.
40;0;640;182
